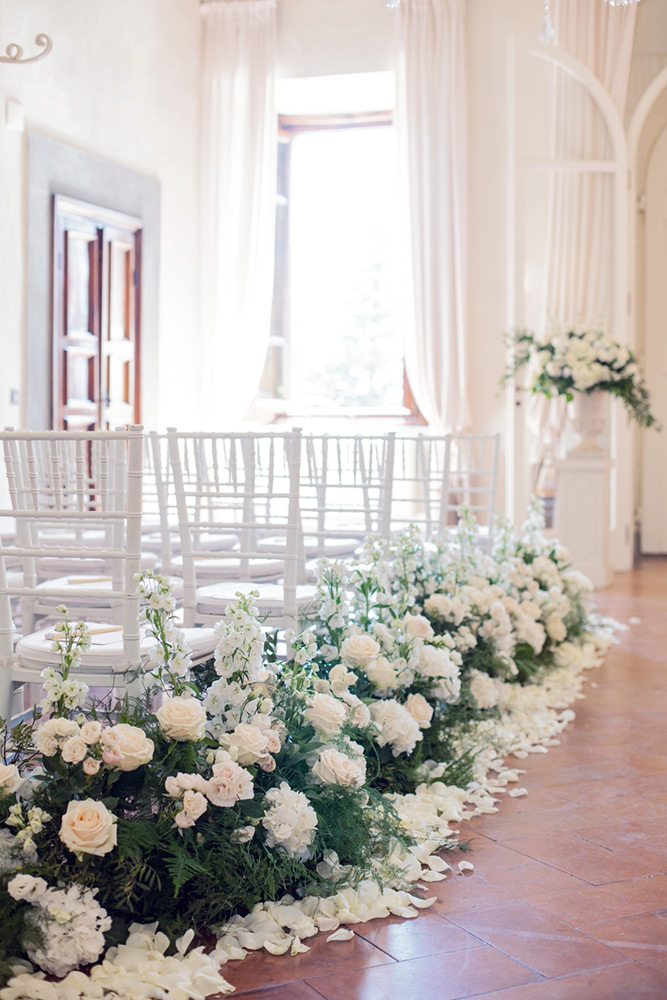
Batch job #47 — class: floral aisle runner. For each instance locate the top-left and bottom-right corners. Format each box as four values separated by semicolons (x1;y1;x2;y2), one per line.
0;504;614;1000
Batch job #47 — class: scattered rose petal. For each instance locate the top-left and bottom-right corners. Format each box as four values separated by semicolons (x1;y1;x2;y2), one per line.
326;928;355;943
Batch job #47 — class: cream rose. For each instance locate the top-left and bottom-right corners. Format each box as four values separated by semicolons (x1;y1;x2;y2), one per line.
156;697;207;742
101;724;154;771
59;799;117;857
405;693;434;729
340;634;381;667
342;691;371;728
0;763;23;797
222;723;267;765
61;736;88;765
80;721;102;745
403;614;435;640
304;693;346;737
312;747;366;788
182;789;208;821
206;761;254;808
365;655;398;691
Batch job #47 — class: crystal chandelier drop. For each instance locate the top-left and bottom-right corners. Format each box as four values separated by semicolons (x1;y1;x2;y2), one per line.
604;0;640;5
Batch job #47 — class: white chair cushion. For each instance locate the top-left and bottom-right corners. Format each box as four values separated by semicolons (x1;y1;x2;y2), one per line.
170;556;284;582
141;531;239;556
16;623;216;677
196;581;317;618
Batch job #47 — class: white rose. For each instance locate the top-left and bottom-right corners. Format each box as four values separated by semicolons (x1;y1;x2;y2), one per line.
402;614;434;640
101;724;155;771
405;693;433;729
304;693;346;737
341;634;381;666
156;697;207;742
365;655;398;691
59;799;117;857
0;763;23;797
61;736;88;765
207;760;254;808
312;747;366;788
222;724;267;765
80;721;102;745
182;789;208;820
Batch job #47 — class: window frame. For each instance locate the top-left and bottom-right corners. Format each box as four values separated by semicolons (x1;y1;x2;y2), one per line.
258;111;424;425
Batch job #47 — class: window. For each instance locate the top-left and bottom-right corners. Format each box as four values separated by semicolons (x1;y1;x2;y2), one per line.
258;104;420;420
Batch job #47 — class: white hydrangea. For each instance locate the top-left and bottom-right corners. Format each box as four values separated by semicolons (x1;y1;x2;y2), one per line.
370;700;423;757
6;877;111;977
262;782;317;860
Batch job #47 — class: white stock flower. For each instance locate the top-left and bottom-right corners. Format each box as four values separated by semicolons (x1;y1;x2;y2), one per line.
328;664;358;695
262;782;317;860
469;669;501;710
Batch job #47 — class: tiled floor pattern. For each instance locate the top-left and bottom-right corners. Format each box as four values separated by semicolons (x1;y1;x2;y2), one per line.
219;558;667;1000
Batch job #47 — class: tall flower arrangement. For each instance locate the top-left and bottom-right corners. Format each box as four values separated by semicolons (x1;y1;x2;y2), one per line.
503;321;660;428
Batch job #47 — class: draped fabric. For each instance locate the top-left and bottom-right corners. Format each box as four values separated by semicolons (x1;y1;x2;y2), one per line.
394;0;469;432
199;0;277;425
528;0;637;462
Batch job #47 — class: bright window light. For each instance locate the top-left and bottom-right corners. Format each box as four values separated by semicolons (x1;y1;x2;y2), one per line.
289;124;405;412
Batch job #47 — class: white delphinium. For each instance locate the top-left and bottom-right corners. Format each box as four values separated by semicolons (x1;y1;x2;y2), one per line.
7;876;111;977
315;559;350;633
214;593;267;682
137;571;193;687
40;608;90;714
369;700;423;757
204;593;277;739
262;782;317;860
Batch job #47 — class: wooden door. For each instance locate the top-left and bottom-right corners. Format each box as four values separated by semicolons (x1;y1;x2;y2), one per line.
53;196;142;430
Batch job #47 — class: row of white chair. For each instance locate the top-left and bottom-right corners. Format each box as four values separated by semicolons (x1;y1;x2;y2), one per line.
0;427;499;723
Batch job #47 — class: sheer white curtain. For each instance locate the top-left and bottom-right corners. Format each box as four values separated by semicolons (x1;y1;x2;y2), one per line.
528;0;637;462
395;0;469;432
199;0;277;426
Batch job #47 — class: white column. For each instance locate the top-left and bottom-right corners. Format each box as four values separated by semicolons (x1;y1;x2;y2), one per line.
554;455;613;588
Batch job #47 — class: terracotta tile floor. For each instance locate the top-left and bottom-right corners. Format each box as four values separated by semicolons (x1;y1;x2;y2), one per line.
219;557;667;1000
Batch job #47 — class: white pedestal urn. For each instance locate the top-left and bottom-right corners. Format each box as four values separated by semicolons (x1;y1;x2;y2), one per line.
556;388;613;588
567;389;608;457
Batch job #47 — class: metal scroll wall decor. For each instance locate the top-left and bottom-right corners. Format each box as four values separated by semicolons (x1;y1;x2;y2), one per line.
0;34;53;64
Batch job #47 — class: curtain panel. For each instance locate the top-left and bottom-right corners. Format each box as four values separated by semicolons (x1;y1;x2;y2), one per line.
199;0;277;425
395;0;469;432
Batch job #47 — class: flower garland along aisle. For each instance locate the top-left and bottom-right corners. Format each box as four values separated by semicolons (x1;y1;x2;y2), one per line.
0;502;614;1000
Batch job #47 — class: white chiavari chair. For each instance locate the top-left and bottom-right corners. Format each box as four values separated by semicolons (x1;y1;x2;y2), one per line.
390;433;500;544
168;428;315;629
298;432;395;558
0;427;145;722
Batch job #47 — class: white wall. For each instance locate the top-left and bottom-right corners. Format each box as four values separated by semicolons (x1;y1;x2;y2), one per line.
0;0;202;432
